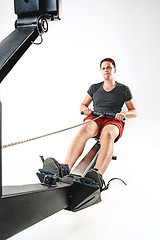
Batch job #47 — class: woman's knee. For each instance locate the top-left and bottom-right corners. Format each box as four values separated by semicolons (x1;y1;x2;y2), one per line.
79;122;99;138
100;125;119;141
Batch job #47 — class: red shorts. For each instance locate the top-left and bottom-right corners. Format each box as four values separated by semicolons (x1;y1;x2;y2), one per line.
83;115;125;142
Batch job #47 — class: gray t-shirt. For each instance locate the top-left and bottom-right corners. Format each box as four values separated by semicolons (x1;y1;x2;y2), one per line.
87;81;132;114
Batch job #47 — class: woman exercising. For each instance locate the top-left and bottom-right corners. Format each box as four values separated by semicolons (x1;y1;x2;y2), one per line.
43;58;137;191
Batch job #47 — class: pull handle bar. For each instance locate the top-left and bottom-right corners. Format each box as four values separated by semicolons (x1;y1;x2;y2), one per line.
81;111;125;120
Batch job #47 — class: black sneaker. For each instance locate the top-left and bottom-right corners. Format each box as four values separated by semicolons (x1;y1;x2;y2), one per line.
85;169;107;192
43;157;69;178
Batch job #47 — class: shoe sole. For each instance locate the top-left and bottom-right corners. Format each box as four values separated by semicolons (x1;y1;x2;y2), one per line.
43;158;60;175
85;170;102;189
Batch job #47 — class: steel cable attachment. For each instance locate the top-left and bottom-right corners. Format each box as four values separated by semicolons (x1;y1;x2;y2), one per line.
2;115;103;149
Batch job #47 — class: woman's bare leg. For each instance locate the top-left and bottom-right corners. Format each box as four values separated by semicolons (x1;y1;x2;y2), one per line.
65;121;99;171
94;124;119;175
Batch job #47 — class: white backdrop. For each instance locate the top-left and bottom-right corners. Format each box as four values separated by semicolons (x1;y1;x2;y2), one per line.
0;0;160;239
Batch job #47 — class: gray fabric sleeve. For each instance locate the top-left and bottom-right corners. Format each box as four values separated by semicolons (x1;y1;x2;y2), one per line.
124;86;132;102
87;84;95;98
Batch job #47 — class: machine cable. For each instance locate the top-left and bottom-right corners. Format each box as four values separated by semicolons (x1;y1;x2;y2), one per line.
2;114;103;149
102;178;127;191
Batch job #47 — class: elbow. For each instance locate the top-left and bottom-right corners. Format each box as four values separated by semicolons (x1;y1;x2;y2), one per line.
133;109;138;118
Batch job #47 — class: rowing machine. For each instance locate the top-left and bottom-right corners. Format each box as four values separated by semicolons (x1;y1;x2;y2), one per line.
0;1;126;239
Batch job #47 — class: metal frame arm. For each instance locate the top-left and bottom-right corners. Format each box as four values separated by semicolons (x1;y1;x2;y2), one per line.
0;0;61;84
0;26;39;83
